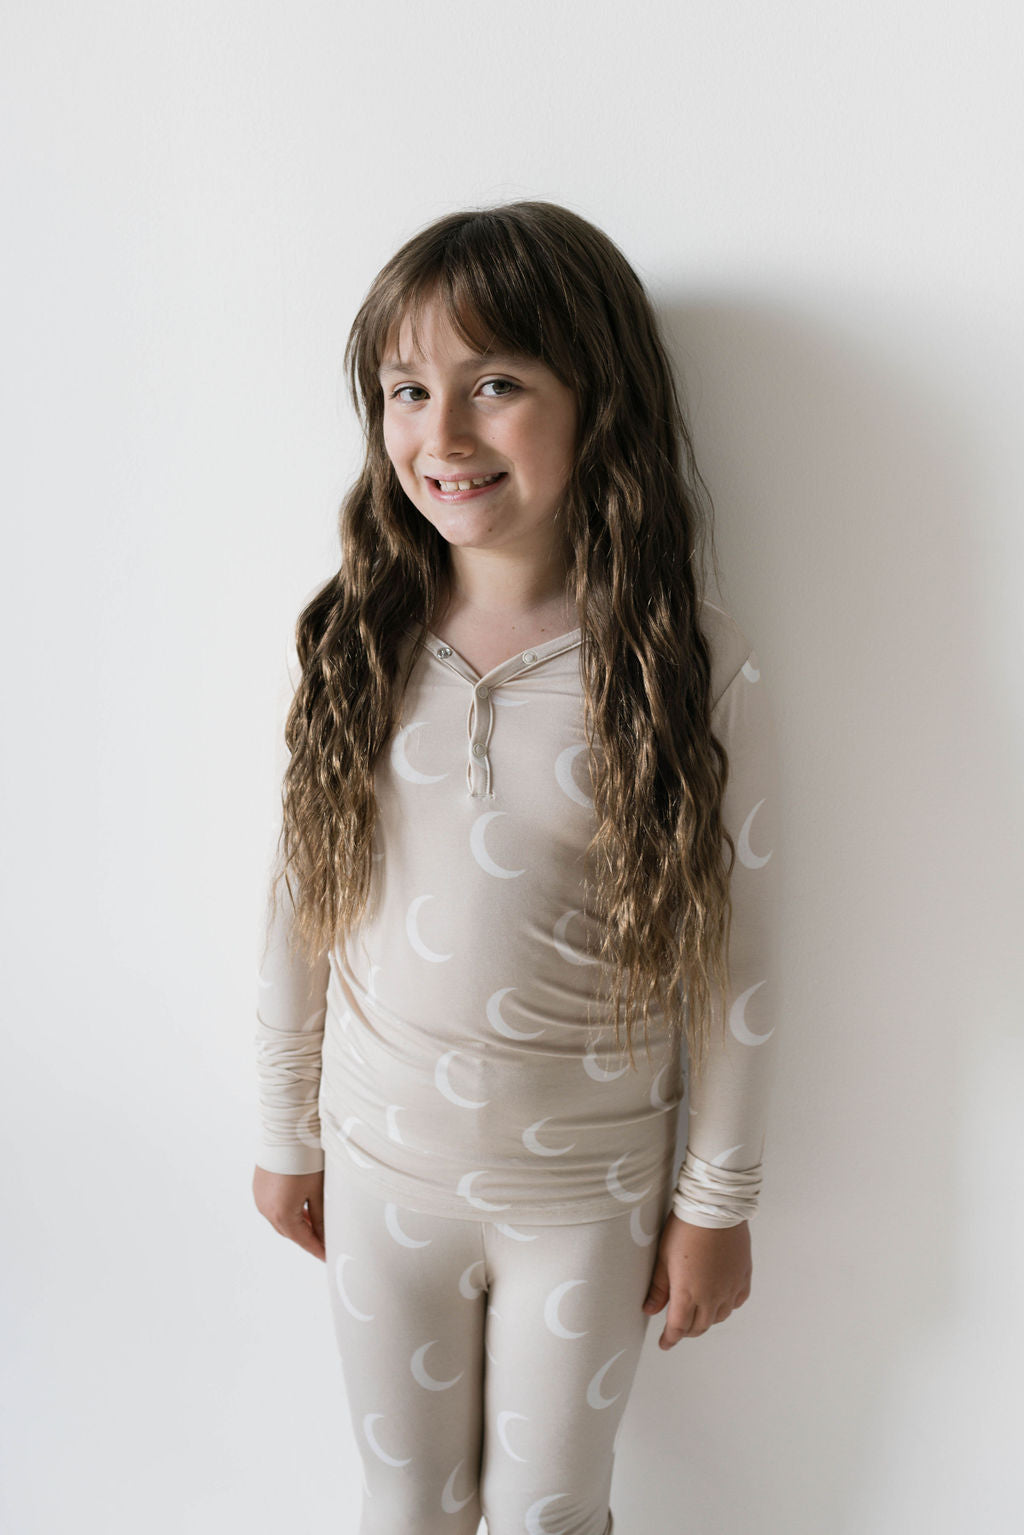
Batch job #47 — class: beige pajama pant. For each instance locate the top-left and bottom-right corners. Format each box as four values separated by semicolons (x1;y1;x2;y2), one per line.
323;1150;673;1535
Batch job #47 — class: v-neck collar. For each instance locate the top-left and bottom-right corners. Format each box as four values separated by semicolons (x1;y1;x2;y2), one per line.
408;624;582;685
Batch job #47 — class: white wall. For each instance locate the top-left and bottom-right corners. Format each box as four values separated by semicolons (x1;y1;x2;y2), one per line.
3;2;1022;1531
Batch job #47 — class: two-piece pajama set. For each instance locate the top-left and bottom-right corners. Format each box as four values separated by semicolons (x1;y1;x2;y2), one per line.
254;598;781;1535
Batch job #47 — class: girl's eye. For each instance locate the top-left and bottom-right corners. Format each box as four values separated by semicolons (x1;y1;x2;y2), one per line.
481;379;519;398
390;385;428;404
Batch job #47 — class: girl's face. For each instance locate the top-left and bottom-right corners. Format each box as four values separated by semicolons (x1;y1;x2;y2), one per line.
379;299;578;577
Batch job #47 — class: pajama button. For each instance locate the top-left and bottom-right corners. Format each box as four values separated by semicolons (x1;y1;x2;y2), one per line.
476;685;489;699
437;646;452;659
472;743;486;757
522;650;537;664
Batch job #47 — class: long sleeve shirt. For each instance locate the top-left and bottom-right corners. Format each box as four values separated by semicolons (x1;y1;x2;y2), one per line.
254;599;780;1228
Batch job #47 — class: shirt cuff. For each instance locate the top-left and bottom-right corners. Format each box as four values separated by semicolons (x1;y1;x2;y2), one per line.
671;1147;762;1228
254;1142;326;1176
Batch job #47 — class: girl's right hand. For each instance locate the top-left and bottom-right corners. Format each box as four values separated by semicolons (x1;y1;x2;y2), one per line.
252;1166;326;1262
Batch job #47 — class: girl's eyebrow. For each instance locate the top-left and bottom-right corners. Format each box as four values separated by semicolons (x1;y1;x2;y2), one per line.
378;351;532;377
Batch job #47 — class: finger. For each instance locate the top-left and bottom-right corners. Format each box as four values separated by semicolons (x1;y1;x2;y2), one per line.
660;1295;696;1349
304;1194;327;1263
642;1263;670;1314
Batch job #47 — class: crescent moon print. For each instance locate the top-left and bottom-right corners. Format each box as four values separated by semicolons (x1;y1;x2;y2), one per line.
338;1117;375;1170
470;812;526;878
363;1413;412;1468
384;1105;406;1144
384;1202;432;1249
390;721;448;784
605;1154;652;1204
554;743;594;808
525;1494;570;1535
335;1254;375;1322
487;986;545;1041
435;1049;490;1109
729;981;775;1045
742;658;760;683
649;1064;676;1109
583;1047;629;1082
586;1350;627;1409
410;1340;464;1391
457;1171;512;1213
543;1279;589;1339
737;799;772;869
629;1205;656;1247
493;1223;539;1241
553;910;598;966
458;1259;487;1299
405;894;454;962
522;1117;576;1157
713;1144;746;1166
496;1410;530;1463
441;1460;476;1515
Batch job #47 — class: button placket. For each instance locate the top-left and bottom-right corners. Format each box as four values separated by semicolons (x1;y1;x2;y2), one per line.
466;684;494;797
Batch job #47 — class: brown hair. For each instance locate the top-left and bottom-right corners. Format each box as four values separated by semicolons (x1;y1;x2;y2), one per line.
270;200;734;1080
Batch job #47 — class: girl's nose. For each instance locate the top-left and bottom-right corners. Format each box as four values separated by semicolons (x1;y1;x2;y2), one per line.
427;400;476;459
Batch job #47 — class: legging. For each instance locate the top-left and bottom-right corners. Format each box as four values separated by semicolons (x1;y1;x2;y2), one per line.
323;1150;674;1535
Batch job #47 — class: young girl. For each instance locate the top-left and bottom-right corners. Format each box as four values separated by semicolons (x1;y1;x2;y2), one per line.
252;201;780;1535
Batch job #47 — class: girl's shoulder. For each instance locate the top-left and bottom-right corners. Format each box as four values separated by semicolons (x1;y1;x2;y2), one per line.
698;598;755;709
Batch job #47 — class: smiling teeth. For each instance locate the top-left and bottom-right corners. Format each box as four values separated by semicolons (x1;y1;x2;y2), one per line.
436;474;502;492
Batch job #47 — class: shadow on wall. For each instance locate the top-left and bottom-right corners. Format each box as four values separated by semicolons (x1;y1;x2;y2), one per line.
611;297;1023;1534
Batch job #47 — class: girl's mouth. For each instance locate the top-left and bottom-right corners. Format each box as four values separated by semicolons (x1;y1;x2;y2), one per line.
427;472;507;502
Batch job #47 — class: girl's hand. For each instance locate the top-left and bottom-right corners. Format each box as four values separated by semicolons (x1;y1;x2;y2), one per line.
252;1166;326;1263
642;1212;751;1348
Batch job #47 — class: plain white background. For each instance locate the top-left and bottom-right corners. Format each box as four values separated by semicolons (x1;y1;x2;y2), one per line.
3;2;1022;1531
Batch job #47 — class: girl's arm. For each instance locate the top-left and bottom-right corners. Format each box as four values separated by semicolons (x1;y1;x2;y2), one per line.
645;645;782;1344
251;875;331;1260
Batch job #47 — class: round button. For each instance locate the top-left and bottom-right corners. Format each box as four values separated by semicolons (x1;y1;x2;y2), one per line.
437;645;452;659
522;650;537;664
476;684;489;700
472;742;486;757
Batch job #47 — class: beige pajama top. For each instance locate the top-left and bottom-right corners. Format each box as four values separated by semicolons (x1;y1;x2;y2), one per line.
254;599;781;1229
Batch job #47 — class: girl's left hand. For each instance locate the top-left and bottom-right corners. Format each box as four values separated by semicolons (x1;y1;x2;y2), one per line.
642;1213;752;1348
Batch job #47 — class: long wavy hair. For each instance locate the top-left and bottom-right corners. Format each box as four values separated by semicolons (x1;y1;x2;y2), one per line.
269;200;734;1081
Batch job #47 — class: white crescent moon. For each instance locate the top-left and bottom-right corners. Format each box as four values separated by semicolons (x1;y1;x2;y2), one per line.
384;1202;431;1249
742;659;760;683
606;1154;652;1204
367;963;381;999
737;799;772;869
553;910;597;966
487;986;544;1040
406;894;453;962
493;1223;538;1242
649;1063;676;1109
457;1171;511;1213
522;1117;576;1157
410;1340;464;1391
496;1410;530;1463
543;1279;588;1339
458;1259;487;1299
335;1254;375;1321
526;1494;570;1535
713;1143;746;1166
583;1047;629;1082
390;721;448;784
385;1105;406;1144
629;1205;656;1247
363;1413;412;1467
554;743;594;808
441;1459;476;1514
339;1117;375;1169
586;1350;627;1409
435;1049;490;1109
729;981;774;1045
470;812;525;879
